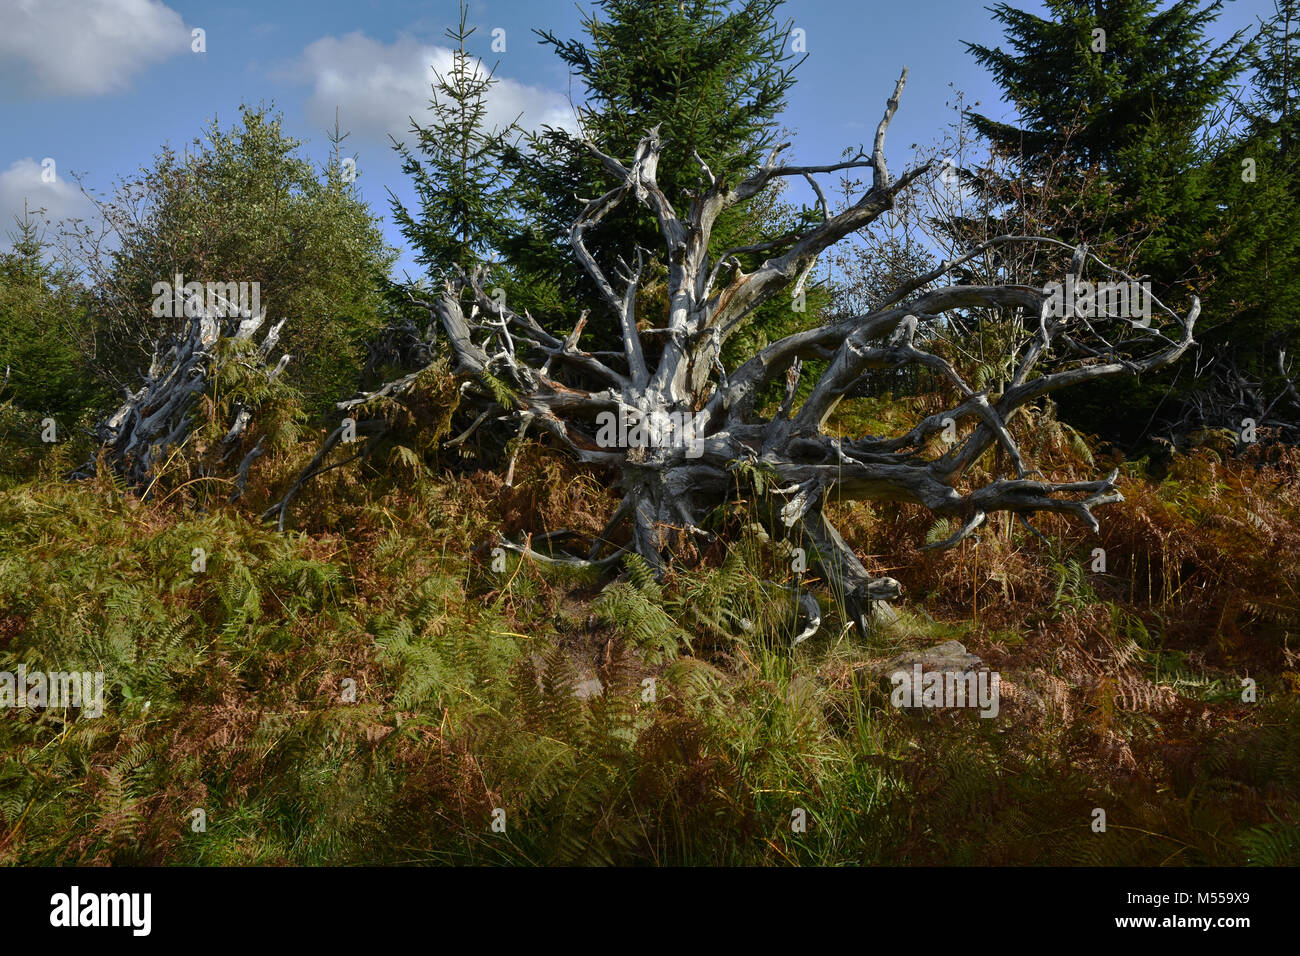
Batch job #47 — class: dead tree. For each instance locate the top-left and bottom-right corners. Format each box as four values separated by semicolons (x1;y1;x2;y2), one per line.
270;70;1199;632
73;303;289;498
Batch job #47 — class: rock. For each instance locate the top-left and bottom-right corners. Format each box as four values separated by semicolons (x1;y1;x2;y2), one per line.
883;639;982;676
528;652;604;700
855;639;986;705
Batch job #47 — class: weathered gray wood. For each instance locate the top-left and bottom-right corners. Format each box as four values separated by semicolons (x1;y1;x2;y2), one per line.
270;70;1201;639
73;305;289;496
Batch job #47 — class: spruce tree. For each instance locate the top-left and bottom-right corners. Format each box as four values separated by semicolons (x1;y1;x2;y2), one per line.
965;0;1244;172
1247;0;1300;153
504;0;815;365
952;0;1254;442
959;0;1247;265
1195;0;1300;435
0;206;98;419
388;1;517;277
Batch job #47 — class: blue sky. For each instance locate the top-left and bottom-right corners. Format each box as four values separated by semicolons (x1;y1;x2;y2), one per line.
0;0;1275;279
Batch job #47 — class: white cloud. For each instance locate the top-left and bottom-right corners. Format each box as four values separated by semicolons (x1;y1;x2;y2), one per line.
294;32;576;145
0;0;191;98
0;159;94;236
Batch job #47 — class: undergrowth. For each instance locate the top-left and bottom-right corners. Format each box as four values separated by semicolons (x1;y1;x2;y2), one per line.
0;401;1297;865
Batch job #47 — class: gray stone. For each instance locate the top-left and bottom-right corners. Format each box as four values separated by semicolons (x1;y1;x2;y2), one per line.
857;639;985;702
883;639;982;676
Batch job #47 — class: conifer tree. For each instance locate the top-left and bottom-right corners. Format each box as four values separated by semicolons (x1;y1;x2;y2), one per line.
388;1;517;277
1246;0;1300;152
951;0;1254;441
0;205;98;419
965;1;1244;172
1191;0;1300;437
505;0;815;364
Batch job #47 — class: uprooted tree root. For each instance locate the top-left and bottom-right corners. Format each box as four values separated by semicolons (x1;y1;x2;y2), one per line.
269;69;1199;638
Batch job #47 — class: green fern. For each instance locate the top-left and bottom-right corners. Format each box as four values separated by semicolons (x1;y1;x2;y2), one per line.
1238;822;1300;866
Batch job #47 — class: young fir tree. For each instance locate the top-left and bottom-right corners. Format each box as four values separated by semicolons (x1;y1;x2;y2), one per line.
0;205;99;420
388;2;517;278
